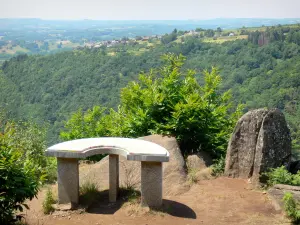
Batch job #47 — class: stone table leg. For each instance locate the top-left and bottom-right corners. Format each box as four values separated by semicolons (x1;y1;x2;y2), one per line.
57;158;79;208
109;154;119;202
141;161;162;208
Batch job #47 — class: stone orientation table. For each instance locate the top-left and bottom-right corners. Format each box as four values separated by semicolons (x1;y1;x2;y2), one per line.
45;137;169;208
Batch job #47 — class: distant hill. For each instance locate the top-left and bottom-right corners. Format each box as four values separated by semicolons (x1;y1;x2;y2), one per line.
1;18;300;62
1;23;300;156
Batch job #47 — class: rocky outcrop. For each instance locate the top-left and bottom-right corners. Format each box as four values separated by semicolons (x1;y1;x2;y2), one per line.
79;134;189;196
186;152;213;181
268;184;300;210
186;152;212;171
225;108;291;184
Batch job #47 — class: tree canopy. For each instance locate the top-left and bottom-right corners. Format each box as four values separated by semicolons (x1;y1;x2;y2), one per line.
61;54;243;157
1;27;300;155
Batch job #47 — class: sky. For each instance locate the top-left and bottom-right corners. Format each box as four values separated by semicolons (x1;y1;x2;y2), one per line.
0;0;299;20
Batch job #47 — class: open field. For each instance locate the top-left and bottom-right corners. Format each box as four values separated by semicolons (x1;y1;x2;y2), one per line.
202;35;248;44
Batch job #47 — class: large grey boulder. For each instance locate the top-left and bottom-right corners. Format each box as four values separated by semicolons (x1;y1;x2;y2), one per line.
225;108;291;184
79;134;189;196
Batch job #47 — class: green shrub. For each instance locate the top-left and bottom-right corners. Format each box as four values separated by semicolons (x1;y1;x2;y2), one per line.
42;188;55;215
0;147;43;224
2;121;56;183
283;192;300;224
45;158;57;183
212;156;225;176
79;181;99;206
119;187;140;203
0;120;49;223
61;54;243;158
265;166;294;186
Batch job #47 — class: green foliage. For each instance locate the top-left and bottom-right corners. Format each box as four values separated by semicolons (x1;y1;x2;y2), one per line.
161;29;178;44
119;187;140;203
265;166;300;186
1;121;57;183
60;106;109;140
61;54;242;157
212;156;226;176
283;192;300;224
2;26;300;153
42;188;55;215
0;119;55;223
79;181;99;206
0;147;42;223
118;54;243;155
265;166;293;186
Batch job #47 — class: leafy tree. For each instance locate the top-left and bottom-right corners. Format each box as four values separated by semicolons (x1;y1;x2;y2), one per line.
0;147;42;223
204;29;215;37
195;28;205;32
61;54;243;157
2;26;300;153
0;120;48;223
161;30;178;44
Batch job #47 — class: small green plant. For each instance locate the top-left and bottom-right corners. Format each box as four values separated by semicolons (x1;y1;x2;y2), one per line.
42;188;55;214
283;192;300;224
119;187;140;203
79;181;99;206
212;156;225;177
292;173;300;186
264;166;300;186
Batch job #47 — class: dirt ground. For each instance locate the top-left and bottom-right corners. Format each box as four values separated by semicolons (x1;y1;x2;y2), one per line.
22;177;290;225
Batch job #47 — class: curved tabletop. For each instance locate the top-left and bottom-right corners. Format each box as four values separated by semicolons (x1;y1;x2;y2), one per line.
46;137;169;162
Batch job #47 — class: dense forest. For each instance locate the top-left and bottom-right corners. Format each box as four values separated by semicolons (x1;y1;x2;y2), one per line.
1;25;300;155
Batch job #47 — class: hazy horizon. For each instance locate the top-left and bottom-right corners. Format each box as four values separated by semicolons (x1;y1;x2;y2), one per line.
1;17;300;21
1;0;300;20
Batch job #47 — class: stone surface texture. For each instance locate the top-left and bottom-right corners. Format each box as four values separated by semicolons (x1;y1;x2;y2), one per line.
46;137;169;162
186;152;212;171
141;161;162;208
268;184;300;210
225;108;292;184
51;136;173;207
57;158;79;208
109;154;119;202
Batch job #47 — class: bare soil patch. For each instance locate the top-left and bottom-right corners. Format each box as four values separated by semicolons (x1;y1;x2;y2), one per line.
23;177;289;225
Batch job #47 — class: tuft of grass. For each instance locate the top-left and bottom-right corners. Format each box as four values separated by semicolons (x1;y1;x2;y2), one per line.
119;187;140;204
283;192;300;224
79;181;99;206
187;167;198;184
212;156;225;177
42;188;56;214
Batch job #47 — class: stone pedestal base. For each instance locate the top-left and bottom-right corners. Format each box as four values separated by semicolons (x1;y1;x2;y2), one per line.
57;158;79;208
109;154;119;202
141;161;162;208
